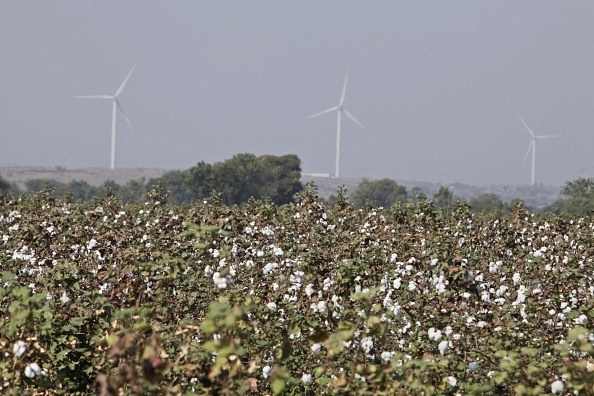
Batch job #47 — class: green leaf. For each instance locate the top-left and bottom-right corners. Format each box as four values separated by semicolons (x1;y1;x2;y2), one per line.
270;377;286;395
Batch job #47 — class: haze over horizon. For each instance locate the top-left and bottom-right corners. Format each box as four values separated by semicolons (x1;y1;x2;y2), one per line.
2;2;593;187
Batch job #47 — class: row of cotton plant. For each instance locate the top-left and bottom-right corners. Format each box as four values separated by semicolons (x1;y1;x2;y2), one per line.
1;187;594;394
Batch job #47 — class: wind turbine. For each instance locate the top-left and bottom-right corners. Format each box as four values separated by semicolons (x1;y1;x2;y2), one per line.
76;65;136;169
518;115;559;186
308;72;366;179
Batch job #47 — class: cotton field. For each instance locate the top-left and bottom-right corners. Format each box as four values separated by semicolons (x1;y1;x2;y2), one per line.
1;188;594;394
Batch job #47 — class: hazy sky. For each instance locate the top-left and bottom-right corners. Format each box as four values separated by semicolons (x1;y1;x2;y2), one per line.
2;2;593;186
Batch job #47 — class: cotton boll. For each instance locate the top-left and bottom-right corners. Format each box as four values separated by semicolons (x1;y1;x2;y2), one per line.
447;376;457;387
438;340;449;355
551;380;564;393
13;341;26;357
301;373;312;384
428;327;442;341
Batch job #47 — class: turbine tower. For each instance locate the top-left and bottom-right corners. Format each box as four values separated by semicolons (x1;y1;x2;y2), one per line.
76;65;136;169
308;72;366;179
518;115;559;186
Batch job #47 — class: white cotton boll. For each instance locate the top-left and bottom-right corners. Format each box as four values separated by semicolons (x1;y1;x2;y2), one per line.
24;365;36;378
512;272;521;284
60;291;70;304
13;341;26;357
383;291;394;309
262;365;272;379
393;304;401;317
428;328;442;341
438;340;449;355
408;281;417;291
436;282;446;294
301;373;312;384
551;380;564;393
25;363;43;378
513;285;527;305
390;253;398;263
262;263;278;274
393;278;401;289
316;301;327;314
468;362;479;372
266;302;277;310
212;272;228;289
305;284;315;298
489;261;502;274
311;343;322;353
361;337;374;354
381;351;395;362
447;376;457;387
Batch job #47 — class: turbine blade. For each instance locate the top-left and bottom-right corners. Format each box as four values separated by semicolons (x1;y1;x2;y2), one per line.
115;64;136;97
523;140;534;162
518;115;536;138
115;99;134;131
75;95;113;99
343;108;366;130
308;106;338;119
536;134;561;139
339;72;349;106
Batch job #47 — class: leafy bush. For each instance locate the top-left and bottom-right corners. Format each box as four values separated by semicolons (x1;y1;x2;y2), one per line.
1;186;594;394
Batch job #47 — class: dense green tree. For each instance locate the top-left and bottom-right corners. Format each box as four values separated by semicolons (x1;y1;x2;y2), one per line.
432;186;457;212
149;170;193;205
67;180;103;201
0;175;19;195
561;178;594;199
182;153;303;205
257;154;303;205
349;178;408;208
469;193;510;214
119;177;147;203
183;161;216;201
543;177;594;215
102;180;121;195
25;179;69;197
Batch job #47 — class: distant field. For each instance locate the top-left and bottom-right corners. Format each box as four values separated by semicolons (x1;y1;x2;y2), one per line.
0;167;169;190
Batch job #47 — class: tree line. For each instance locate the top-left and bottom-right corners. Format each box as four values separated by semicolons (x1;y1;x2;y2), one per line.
0;153;303;206
1;155;593;215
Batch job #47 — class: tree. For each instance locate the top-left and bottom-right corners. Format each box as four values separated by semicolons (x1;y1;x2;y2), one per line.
182;154;303;206
561;178;594;199
545;177;594;215
149;170;193;205
257;154;303;205
469;193;509;214
0;175;19;196
119;178;147;203
432;186;456;212
183;161;216;202
350;178;408;208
